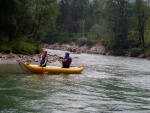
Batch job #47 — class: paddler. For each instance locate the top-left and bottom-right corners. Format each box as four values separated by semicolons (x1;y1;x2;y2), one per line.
39;50;48;67
59;52;72;68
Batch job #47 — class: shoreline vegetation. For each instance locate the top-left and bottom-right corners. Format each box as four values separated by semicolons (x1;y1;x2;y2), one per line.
1;42;150;65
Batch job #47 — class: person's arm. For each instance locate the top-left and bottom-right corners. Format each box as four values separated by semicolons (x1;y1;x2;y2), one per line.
59;58;66;63
38;53;42;58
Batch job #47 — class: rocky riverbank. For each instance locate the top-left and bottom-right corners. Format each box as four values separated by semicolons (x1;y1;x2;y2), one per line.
1;42;150;64
41;42;106;55
0;52;60;64
0;42;106;64
41;43;150;60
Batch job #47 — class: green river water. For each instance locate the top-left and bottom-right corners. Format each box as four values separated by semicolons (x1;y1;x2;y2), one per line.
0;49;150;113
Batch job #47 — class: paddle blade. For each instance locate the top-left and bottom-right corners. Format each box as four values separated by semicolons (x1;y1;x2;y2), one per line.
42;67;45;76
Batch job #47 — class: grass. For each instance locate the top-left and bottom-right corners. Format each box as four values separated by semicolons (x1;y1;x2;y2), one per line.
0;41;40;54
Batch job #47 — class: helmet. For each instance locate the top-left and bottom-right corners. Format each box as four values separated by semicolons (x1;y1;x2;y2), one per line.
43;50;47;54
65;52;70;56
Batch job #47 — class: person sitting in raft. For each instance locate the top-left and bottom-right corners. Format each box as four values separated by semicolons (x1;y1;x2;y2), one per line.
39;50;48;67
59;52;72;68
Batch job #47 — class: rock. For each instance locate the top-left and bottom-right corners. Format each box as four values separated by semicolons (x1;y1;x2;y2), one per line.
41;44;49;48
146;57;150;60
7;54;16;58
88;43;105;54
79;45;88;53
138;54;146;58
17;54;22;58
73;57;79;59
48;43;60;50
32;57;39;62
34;59;38;62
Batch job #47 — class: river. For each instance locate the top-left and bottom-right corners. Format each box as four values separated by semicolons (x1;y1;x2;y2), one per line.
0;49;150;113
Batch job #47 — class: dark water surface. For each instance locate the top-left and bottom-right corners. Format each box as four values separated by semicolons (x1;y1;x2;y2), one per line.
0;49;150;113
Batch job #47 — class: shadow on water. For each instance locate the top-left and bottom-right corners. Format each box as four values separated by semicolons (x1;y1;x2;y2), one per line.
0;63;25;75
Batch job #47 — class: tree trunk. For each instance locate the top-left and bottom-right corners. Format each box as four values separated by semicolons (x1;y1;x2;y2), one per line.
136;0;145;46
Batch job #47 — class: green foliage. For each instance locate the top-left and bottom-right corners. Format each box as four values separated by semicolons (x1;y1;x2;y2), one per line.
0;0;59;41
130;48;142;57
102;39;134;56
143;42;150;56
43;33;74;44
0;37;12;53
57;0;90;33
0;43;13;53
0;40;40;54
144;49;150;56
114;49;126;56
12;41;39;54
77;37;97;47
77;37;88;47
0;0;59;54
102;40;117;50
1;0;150;57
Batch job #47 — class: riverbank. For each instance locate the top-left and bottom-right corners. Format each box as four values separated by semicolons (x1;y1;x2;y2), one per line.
41;43;150;60
1;42;150;64
0;52;59;64
0;42;105;64
41;43;106;55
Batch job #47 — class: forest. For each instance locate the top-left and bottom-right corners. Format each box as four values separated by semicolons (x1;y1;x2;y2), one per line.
1;0;150;57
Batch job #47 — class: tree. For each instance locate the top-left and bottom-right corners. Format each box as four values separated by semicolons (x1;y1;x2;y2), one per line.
135;0;145;45
0;0;59;42
56;0;71;33
57;0;90;34
0;0;20;41
105;0;129;46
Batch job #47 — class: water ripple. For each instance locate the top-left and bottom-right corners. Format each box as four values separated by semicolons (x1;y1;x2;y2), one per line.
0;50;150;112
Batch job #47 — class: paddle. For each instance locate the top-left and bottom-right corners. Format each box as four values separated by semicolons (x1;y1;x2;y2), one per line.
52;56;62;64
42;66;45;76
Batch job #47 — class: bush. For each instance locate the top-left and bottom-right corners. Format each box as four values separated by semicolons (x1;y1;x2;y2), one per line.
102;40;117;50
12;41;40;54
43;33;74;44
76;36;98;47
0;40;40;54
113;49;126;56
77;37;87;47
0;43;12;53
143;42;150;57
130;48;142;57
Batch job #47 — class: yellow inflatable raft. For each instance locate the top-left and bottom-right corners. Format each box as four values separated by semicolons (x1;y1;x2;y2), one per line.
19;61;84;74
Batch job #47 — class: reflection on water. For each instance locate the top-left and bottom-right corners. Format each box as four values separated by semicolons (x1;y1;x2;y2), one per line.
0;49;150;113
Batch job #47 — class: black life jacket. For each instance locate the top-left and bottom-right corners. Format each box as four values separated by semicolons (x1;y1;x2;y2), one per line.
40;55;47;66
